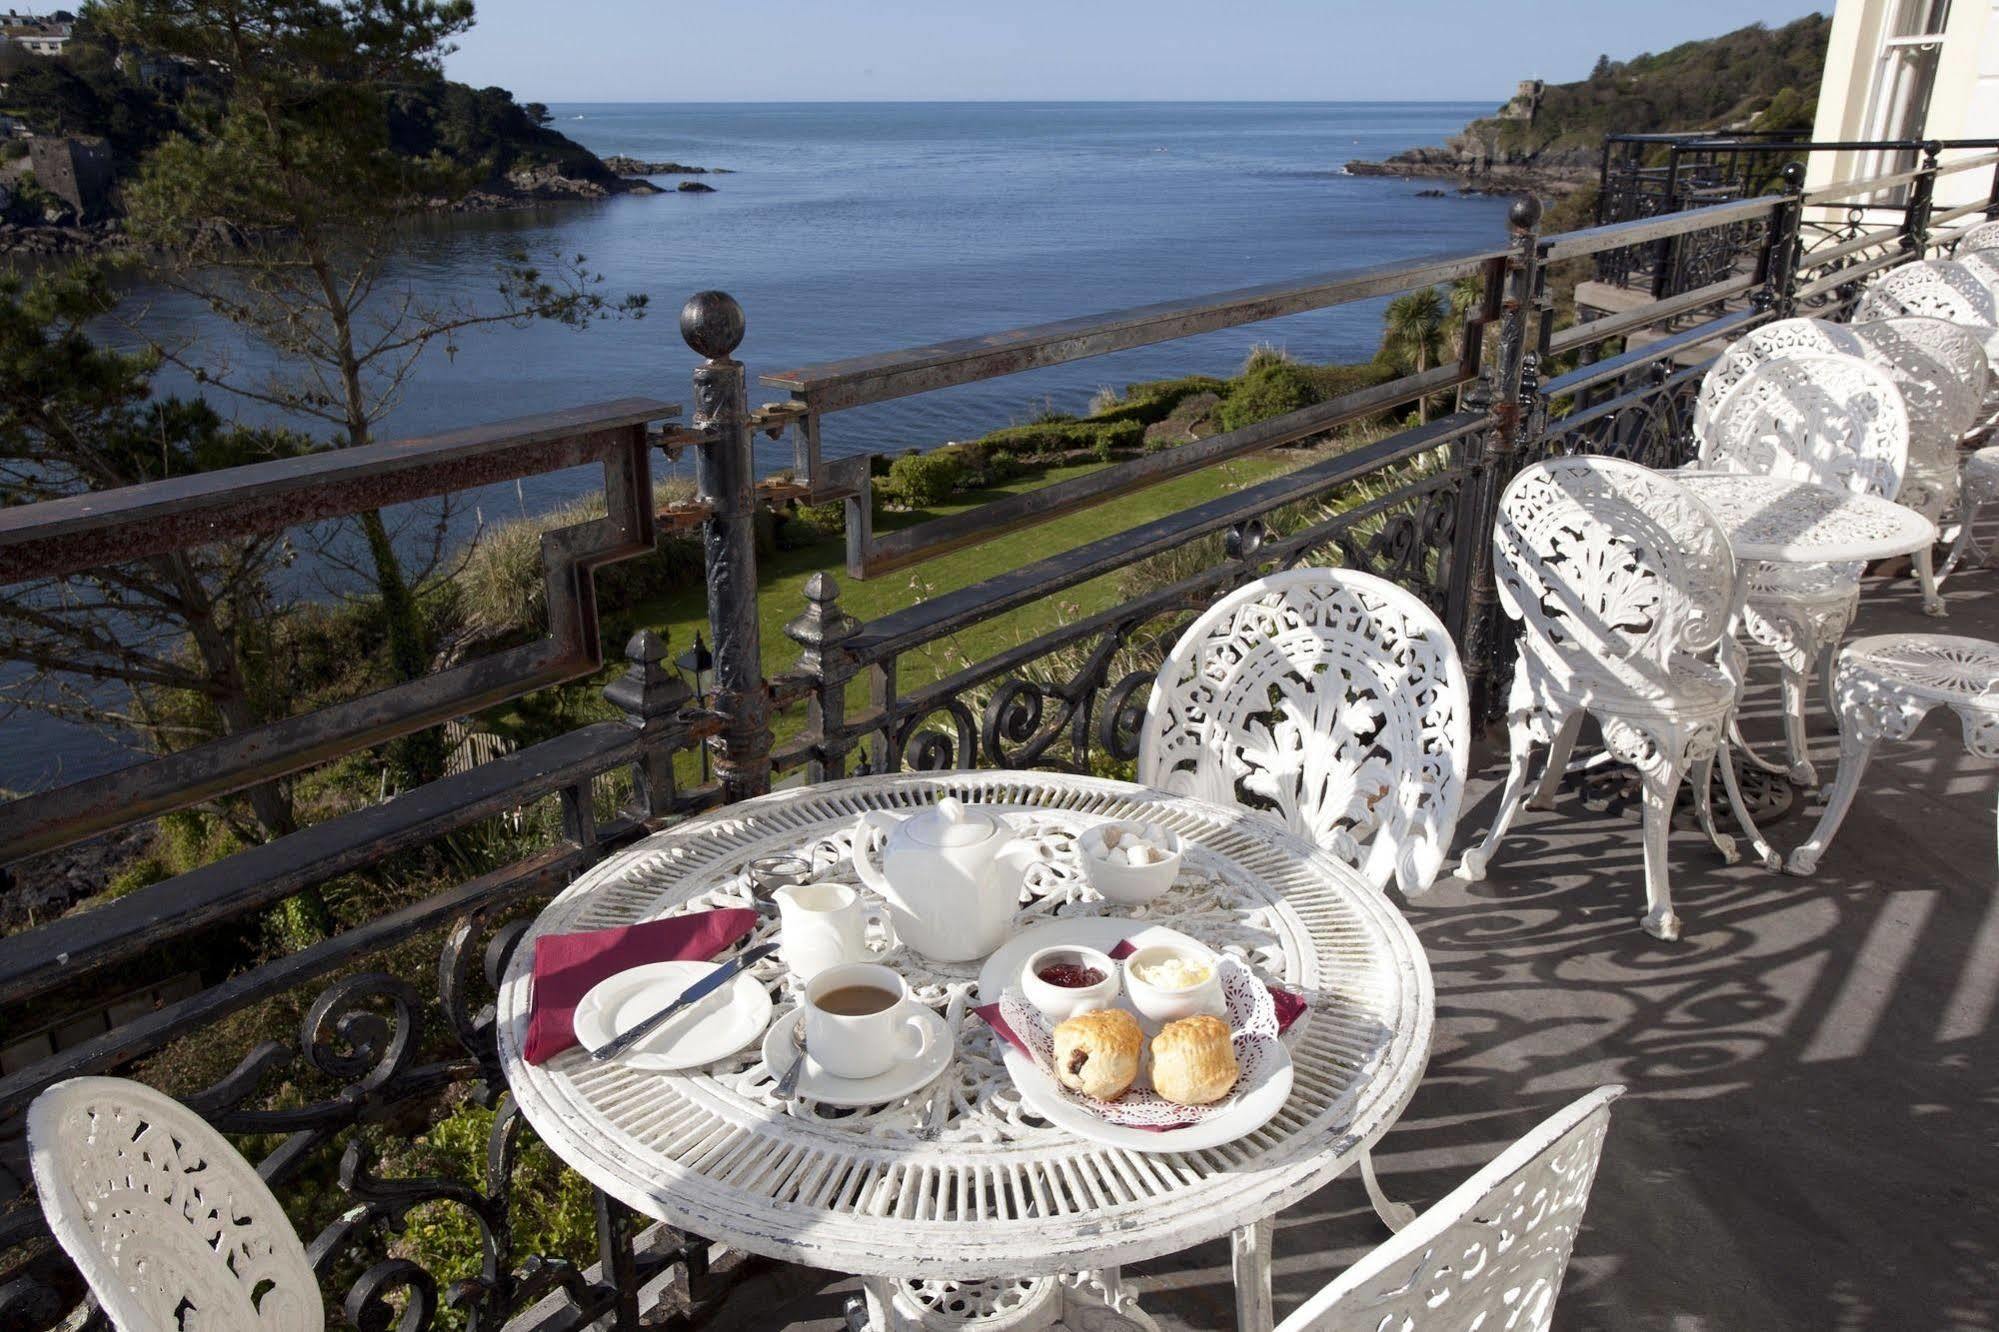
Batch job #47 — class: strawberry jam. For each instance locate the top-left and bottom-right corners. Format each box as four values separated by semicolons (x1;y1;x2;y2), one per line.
1037;963;1106;988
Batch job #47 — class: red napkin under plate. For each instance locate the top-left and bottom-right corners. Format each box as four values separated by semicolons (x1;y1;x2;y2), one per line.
524;907;759;1064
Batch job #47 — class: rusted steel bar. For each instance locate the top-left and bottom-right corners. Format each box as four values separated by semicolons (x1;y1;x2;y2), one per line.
684;292;772;801
1801;225;1910;269
1546;273;1758;356
0;429;658;862
1794;248;1907;302
0;400;677;584
1542;311;1758;403
0;841;588;1120
1541;195;1779;262
762;249;1505;413
0;720;646;1005
849;359;1469;578
845;412;1485;663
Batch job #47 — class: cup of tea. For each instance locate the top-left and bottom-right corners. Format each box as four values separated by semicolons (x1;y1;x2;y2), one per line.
800;962;925;1080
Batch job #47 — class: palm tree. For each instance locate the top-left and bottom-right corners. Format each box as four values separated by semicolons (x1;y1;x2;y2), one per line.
1446;275;1485;360
1382;287;1447;423
1446;275;1486;410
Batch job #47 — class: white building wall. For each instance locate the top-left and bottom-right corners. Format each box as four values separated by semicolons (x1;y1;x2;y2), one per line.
1809;0;1999;212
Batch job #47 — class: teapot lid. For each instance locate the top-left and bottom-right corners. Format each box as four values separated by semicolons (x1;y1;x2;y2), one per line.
908;796;1000;847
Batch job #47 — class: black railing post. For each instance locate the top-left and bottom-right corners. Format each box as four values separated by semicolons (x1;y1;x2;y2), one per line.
684;291;773;802
1761;161;1807;319
604;628;693;819
786;572;862;782
1987;152;1999;220
1651;149;1684;299
1905;141;1941;256
1455;195;1543;726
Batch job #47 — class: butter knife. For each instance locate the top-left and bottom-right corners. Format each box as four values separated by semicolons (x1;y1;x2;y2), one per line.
587;942;780;1062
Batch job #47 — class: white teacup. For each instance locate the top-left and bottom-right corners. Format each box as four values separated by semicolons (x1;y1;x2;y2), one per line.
773;881;893;982
801;962;925;1081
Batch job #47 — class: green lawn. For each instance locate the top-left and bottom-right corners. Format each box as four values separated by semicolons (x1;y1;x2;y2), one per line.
504;450;1304;751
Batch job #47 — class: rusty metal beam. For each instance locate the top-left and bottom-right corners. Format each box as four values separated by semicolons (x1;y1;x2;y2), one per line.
762;250;1504;413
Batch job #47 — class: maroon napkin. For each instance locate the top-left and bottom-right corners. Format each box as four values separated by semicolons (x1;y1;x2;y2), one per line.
524;908;759;1064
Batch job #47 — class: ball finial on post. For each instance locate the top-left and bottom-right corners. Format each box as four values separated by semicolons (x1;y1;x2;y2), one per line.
1508;194;1543;233
1781;160;1806;191
680;290;745;361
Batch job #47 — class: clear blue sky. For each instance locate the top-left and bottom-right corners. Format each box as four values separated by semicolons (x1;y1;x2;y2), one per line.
447;1;1828;103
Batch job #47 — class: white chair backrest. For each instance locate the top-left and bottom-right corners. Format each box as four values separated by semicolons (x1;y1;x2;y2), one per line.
1696;319;1969;467
29;1076;323;1332
1494;458;1736;699
1856;259;1999;327
1138;567;1469;897
1276;1086;1625;1332
1848;316;1989;436
1955;218;1999;256
1695;318;1864;446
1957;249;1999;299
1697;354;1910;500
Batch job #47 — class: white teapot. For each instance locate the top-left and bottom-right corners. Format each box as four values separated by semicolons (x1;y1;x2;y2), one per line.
852;797;1032;962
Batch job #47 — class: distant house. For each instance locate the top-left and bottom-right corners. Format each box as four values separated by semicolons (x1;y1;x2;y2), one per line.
0;8;72;57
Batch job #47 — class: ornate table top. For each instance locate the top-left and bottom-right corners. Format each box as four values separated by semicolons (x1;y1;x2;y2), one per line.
1673;470;1937;564
496;771;1433;1281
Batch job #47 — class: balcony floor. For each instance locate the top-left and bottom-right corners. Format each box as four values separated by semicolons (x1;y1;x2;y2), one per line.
703;554;1999;1332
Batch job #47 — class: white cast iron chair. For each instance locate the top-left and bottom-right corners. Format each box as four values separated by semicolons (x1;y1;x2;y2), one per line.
1139;566;1469;1233
1695;354;1910;785
1693;319;1965;613
1270;1086;1623;1332
1456;457;1752;941
1953;218;1999;256
29;1076;324;1332
1855;259;1999;365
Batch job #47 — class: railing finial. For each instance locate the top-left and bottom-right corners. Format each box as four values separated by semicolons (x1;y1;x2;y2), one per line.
680;290;745;362
1780;160;1806;190
1509;194;1542;233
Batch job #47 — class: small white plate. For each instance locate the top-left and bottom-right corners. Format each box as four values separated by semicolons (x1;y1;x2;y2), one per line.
574;960;773;1071
976;917;1294;1153
759;1004;954;1108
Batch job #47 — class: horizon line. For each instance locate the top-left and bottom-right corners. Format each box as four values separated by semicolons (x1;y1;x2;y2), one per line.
530;97;1508;106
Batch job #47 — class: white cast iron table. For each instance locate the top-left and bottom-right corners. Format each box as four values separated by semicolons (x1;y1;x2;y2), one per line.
1671;471;1940;566
496;771;1434;1331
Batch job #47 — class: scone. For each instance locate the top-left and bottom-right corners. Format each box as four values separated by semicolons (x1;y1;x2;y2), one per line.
1051;1008;1142;1101
1150;1015;1238;1106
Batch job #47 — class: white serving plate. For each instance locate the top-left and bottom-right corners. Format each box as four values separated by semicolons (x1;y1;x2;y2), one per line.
975;918;1294;1152
573;960;773;1071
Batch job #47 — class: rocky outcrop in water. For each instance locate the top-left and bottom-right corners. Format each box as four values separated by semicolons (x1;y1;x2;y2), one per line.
602;155;732;176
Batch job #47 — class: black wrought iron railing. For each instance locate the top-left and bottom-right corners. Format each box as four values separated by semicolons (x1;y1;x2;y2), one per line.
1;147;1993;1331
1595;132;1999;297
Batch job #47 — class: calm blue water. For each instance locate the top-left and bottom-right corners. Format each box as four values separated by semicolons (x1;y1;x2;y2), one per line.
14;101;1508;792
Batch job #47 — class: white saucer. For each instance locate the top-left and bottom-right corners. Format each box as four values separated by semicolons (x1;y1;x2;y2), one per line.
759;1004;954;1108
574;960;773;1071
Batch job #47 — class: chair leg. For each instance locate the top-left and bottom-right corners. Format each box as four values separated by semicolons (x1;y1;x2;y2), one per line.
1915;545;1947;618
1527;711;1585;811
1689;752;1738;866
1715;743;1781;870
1637;758;1688;941
1939;494;1986;578
1779;665;1819;787
1457;707;1552;882
1785;732;1879;875
1231;1219;1275;1332
1358;1144;1416;1232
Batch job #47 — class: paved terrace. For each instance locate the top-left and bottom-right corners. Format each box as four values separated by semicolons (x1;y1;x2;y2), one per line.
704;552;1999;1330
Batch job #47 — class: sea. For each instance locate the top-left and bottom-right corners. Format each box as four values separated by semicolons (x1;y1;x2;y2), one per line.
11;101;1509;794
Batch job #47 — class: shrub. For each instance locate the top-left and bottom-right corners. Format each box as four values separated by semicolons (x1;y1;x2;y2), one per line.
396;1099;596;1331
1219;362;1321;432
883;449;967;507
1089;376;1230;428
1240;342;1293;375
